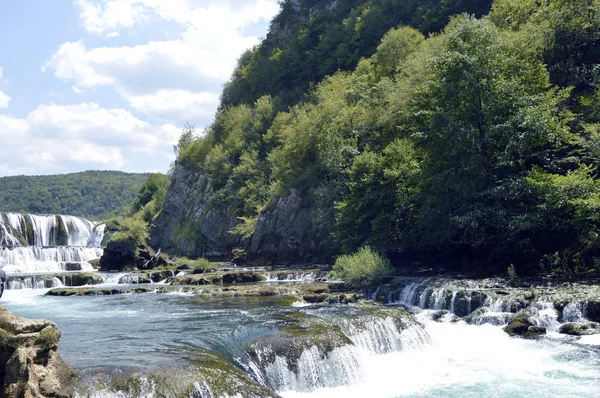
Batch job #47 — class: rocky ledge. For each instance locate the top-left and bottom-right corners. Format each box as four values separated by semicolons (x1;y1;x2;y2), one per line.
0;306;77;397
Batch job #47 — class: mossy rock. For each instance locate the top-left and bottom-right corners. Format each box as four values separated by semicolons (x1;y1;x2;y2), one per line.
62;272;103;286
171;275;212;286
47;288;120;296
559;322;600;336
504;313;546;338
64;263;84;271
221;272;266;284
77;349;278;397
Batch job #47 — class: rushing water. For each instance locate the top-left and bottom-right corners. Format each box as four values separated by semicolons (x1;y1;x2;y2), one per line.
0;212;104;273
2;286;600;397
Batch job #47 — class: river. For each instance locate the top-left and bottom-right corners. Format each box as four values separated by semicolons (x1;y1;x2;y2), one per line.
2;285;599;397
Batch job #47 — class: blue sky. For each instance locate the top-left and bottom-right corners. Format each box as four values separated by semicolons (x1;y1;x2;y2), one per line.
0;0;279;177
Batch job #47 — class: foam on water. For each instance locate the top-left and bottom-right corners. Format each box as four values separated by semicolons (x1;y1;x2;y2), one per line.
280;313;600;398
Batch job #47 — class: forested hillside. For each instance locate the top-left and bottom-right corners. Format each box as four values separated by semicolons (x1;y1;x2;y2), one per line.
152;0;600;275
0;171;150;219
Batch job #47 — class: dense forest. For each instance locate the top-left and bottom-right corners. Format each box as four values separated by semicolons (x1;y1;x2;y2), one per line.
0;171;151;220
157;0;600;275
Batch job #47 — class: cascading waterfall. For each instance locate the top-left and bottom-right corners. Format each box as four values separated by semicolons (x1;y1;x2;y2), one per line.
0;212;105;274
380;277;594;330
248;311;432;393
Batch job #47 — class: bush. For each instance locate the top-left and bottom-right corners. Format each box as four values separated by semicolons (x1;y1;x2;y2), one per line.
110;217;149;248
331;247;393;288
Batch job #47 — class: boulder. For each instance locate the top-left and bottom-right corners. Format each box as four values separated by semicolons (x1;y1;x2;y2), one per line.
559;322;600;336
99;240;137;271
0;306;77;397
587;300;600;322
503;313;546;338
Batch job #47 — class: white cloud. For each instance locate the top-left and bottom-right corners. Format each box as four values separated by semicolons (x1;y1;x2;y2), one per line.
75;0;147;36
0;67;11;109
0;103;179;176
75;0;279;37
127;89;220;121
45;0;279;123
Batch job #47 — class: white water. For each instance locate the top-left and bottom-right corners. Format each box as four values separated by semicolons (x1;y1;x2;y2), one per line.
0;247;101;273
0;212;104;275
264;272;320;282
280;313;600;398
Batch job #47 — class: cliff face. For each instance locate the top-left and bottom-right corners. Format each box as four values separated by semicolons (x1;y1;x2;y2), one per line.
150;166;331;264
0;306;77;398
150;165;243;259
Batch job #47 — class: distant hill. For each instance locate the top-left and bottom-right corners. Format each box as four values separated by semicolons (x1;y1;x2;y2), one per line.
0;171;151;220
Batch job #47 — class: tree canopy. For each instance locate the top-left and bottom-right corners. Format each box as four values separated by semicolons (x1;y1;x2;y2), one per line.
170;0;600;275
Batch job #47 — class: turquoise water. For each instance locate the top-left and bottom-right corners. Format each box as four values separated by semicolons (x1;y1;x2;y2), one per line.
3;288;600;397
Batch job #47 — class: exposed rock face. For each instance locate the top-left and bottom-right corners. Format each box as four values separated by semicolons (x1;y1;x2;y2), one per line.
151;165;331;263
0;306;77;397
150;166;242;259
250;188;321;263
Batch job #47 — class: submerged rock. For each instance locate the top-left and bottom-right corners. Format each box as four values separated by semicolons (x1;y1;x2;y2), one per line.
0;306;77;397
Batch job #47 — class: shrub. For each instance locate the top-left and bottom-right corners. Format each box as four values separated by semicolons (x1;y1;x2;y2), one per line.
331;247;393;288
110;217;149;248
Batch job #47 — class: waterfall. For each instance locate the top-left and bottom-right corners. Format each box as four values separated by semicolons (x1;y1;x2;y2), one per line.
262;345;365;393
0;212;105;274
249;310;431;393
562;301;588;323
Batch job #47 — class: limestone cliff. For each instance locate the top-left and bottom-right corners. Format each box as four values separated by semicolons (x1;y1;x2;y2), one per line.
150;165;332;264
150;166;243;259
0;306;77;397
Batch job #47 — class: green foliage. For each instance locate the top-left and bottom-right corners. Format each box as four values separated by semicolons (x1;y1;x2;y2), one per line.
0;171;149;219
221;0;493;109
165;0;600;274
331;247;392;288
110;217;149;248
230;216;259;239
507;264;518;282
130;173;170;222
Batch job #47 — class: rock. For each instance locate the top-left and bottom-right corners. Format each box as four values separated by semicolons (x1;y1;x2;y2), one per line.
76;349;278;398
559;322;600;336
99;240;137;271
87;258;100;270
503;313;546;338
62;272;103;286
0;306;77;397
587;300;600;322
221;272;266;284
64;262;83;271
149;167;243;259
150;165;334;264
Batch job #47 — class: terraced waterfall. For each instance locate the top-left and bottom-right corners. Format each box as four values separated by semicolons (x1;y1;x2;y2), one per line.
0;212;105;274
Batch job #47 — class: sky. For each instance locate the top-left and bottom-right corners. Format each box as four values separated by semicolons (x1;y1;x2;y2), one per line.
0;0;280;177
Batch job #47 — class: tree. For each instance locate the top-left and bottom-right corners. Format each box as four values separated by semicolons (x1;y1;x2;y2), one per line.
406;15;570;264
